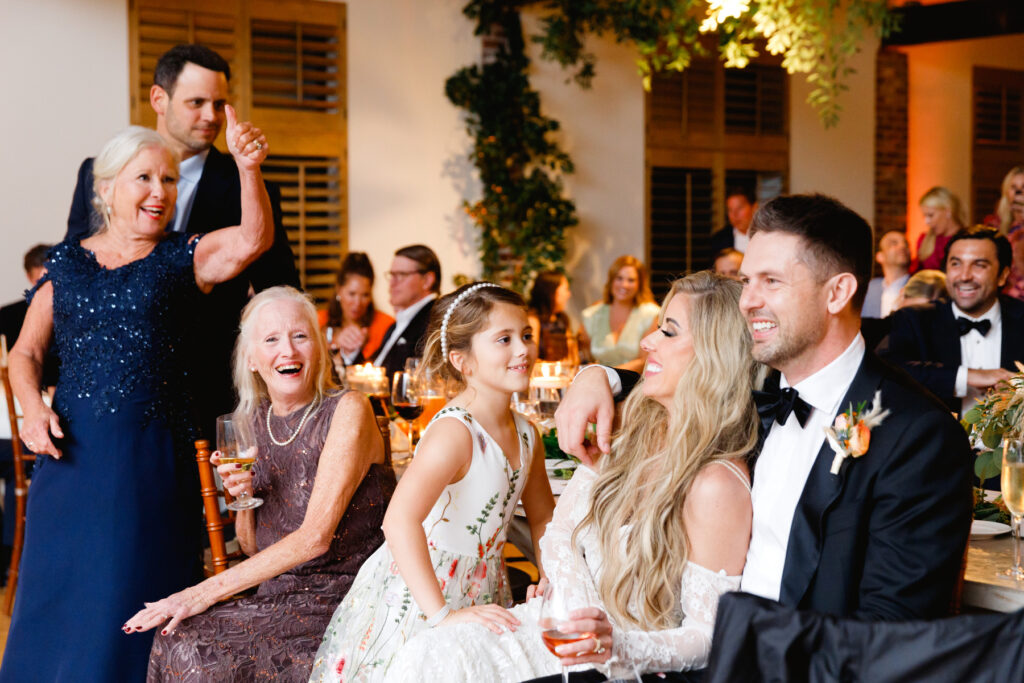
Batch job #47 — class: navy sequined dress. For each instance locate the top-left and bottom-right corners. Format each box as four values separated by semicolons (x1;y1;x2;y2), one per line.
1;235;205;683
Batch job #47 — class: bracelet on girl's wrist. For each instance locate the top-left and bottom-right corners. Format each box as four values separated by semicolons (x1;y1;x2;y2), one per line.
425;604;450;627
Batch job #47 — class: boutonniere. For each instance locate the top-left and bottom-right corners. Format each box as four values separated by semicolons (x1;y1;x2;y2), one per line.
824;391;891;475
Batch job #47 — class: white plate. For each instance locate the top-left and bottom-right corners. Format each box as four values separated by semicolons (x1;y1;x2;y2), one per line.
971;520;1012;540
545;458;577;472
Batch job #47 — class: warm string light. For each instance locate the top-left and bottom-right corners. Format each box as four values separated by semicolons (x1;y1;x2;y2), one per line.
700;0;752;33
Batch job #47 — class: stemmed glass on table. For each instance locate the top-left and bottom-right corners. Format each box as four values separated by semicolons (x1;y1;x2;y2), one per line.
217;414;263;511
1001;437;1024;579
391;370;421;460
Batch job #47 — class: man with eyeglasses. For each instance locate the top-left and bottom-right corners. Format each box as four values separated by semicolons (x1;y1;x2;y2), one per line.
360;244;441;379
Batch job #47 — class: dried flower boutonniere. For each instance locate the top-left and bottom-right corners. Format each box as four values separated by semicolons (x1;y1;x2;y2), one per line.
824;391;891;475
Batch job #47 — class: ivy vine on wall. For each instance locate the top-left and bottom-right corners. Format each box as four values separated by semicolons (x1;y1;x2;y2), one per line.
446;3;578;293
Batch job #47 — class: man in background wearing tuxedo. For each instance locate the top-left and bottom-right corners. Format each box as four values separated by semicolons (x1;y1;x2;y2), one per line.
354;244;440;381
65;44;299;438
549;194;972;681
881;226;1023;416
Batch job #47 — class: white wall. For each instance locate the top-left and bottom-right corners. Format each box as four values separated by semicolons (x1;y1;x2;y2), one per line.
789;40;878;224
522;10;646;310
345;0;481;310
902;35;1024;249
0;0;129;298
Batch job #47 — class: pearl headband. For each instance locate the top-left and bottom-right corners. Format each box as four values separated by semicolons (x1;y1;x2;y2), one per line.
440;282;501;361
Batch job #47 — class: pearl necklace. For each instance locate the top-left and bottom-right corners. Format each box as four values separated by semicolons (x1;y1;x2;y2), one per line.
265;396;320;446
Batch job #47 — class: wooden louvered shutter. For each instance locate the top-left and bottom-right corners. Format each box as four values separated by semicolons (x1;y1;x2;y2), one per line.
972;67;1024;225
646;54;787;275
129;0;347;304
648;166;714;301
724;63;786;136
249;0;347;304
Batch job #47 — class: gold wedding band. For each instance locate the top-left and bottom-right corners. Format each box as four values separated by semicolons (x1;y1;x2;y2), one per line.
592;636;605;654
255;141;263;150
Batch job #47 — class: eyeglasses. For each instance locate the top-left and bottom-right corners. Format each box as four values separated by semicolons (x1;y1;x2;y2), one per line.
385;269;426;281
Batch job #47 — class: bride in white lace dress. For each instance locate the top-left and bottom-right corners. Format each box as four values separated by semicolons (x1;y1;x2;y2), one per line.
390;272;763;681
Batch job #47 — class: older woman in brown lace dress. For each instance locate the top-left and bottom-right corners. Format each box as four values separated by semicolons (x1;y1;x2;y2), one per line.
125;286;396;682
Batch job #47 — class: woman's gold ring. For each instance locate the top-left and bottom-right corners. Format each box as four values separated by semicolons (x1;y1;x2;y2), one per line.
592;637;605;654
255;141;263;150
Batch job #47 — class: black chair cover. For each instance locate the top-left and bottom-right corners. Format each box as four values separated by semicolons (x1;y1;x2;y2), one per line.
705;592;1024;683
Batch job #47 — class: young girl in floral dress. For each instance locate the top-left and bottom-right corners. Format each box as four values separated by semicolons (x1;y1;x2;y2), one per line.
309;283;555;682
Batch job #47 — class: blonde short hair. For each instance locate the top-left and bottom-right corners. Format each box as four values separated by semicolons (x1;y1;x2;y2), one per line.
90;126;179;235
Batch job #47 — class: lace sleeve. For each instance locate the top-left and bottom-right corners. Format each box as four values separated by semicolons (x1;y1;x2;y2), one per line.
537;467;599;610
609;562;740;674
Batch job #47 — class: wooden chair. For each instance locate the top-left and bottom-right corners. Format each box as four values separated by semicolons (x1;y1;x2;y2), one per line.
1;335;35;615
195;414;392;576
194;439;244;576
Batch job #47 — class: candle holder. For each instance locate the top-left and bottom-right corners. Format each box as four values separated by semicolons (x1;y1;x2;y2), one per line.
530;362;572;420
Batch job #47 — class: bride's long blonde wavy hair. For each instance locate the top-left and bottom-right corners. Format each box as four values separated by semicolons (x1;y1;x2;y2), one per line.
573;271;763;630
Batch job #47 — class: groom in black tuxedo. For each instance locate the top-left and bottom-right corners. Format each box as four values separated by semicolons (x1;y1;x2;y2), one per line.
546;194;972;682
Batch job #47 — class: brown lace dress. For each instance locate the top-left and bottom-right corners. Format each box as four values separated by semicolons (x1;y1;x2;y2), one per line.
147;390;396;682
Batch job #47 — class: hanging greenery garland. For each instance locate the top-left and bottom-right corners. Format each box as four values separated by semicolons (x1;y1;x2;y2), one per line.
531;0;897;128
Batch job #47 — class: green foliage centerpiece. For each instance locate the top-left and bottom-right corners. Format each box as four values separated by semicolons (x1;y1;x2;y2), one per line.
961;362;1024;523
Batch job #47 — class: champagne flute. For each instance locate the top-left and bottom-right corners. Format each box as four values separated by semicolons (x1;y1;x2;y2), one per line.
1002;437;1024;579
539;584;595;683
217;414;263;511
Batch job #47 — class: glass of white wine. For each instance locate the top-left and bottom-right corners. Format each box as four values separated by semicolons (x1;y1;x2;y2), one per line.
216;414;263;512
1001;437;1024;579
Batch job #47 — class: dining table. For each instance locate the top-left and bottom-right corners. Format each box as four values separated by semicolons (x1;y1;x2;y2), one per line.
963;534;1024;613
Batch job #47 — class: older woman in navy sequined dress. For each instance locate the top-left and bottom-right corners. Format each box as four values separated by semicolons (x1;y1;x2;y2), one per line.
2;111;273;683
127;287;395;682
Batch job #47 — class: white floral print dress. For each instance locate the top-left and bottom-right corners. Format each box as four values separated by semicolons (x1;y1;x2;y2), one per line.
308;406;535;683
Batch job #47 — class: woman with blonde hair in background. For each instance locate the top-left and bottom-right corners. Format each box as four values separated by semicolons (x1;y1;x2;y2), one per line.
387;271;762;681
582;255;660;372
914;186;965;272
984;166;1024;299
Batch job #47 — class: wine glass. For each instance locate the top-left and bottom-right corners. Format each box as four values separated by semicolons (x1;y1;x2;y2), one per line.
217;414;263;511
392;371;422;456
539;584;594;683
1002;437;1024;579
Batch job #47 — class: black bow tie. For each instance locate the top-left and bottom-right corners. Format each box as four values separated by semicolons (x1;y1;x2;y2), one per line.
753;385;812;433
956;317;992;337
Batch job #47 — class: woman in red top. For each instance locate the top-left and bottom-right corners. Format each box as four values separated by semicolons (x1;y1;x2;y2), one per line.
320;252;394;360
913;186;964;272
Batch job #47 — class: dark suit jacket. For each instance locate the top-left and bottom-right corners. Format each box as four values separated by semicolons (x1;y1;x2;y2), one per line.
362;299;435;382
614;351;972;620
0;299;59;387
65;148;300;438
879;295;1024;412
706;227;735;269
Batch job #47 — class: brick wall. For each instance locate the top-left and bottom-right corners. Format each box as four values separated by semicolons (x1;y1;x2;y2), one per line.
874;48;909;243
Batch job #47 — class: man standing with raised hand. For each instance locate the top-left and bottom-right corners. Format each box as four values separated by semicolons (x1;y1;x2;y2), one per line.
557;194;971;625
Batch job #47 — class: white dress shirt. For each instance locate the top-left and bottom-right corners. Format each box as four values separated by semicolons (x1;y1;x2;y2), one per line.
169;150;208;233
740;334;866;601
733;228;749;253
952;301;1002;417
372;293;437;366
